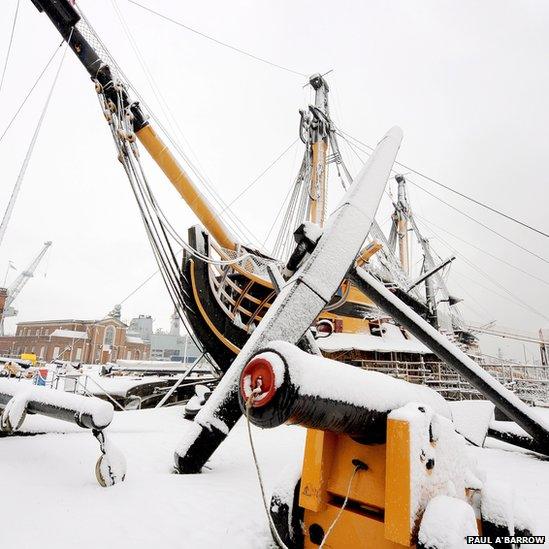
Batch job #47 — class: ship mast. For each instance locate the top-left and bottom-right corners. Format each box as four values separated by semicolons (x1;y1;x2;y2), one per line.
305;74;330;227
394;174;410;275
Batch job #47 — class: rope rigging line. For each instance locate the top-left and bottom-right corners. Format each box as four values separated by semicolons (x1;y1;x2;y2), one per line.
0;29;72;250
415;216;549;323
119;267;160;305
0;43;62;146
262;176;298;247
127;0;307;78
337;131;549;266
98;83;287;368
91;2;294;262
221;138;299;214
0;0;20;96
112;116;210;359
106;87;257;268
413;212;549;288
77;3;265;251
109;0;254;246
244;392;290;549
340;130;549;240
410;179;549;265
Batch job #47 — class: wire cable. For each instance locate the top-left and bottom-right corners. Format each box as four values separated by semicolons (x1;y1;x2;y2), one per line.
340;130;549;240
410;179;549;265
222;138;299;213
338;132;549;265
127;0;307;78
413;213;549;288
0;30;72;250
0;43;62;146
415;216;549;323
0;0;20;96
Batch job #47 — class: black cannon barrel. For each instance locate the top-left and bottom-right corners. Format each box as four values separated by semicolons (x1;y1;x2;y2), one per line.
238;341;448;443
0;380;113;431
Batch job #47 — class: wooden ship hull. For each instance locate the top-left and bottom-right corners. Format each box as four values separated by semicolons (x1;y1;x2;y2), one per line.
182;225;443;376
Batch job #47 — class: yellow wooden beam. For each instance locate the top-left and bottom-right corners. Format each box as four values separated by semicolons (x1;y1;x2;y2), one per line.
136;124;236;250
385;418;412;546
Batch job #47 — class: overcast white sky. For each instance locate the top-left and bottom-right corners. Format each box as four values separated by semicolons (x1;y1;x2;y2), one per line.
0;0;548;360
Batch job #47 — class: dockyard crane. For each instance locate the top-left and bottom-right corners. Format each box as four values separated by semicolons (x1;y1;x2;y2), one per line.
0;241;52;335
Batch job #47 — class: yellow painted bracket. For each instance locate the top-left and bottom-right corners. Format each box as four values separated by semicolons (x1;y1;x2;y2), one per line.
385;418;412;546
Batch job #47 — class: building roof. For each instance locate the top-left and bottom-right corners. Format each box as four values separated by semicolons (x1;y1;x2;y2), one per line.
50;329;89;340
126;335;146;345
17;317;128;328
17;319;94;325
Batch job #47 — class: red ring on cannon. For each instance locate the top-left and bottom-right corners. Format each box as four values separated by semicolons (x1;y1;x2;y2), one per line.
240;356;277;408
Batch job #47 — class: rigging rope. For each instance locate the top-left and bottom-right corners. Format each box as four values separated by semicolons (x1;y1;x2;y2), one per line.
97;82;286;367
221;139;299;214
262;176;298;246
340;130;549;240
0;0;20;96
127;0;307;78
415;216;549;323
410;179;549;265
244;392;290;549
338;131;549;266
110;0;253;243
77;3;265;250
413;212;549;288
0;43;62;146
0;30;72;250
108;0;308;253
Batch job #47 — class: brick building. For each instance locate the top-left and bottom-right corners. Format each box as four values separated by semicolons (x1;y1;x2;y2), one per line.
0;316;149;364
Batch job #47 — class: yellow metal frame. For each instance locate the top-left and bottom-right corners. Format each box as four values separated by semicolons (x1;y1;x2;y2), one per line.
298;414;477;548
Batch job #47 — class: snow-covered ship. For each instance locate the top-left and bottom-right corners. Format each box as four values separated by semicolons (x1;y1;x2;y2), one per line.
23;1;485;397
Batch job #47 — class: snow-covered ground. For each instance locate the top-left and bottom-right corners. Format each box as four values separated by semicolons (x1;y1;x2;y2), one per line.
0;406;548;548
0;407;304;549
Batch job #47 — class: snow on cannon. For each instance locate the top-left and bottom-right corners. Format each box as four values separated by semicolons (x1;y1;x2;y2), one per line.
239;341;533;549
0;379;126;487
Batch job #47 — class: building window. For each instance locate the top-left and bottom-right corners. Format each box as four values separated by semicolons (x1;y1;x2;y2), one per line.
39;346;45;358
104;326;115;347
75;348;82;361
53;346;60;359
